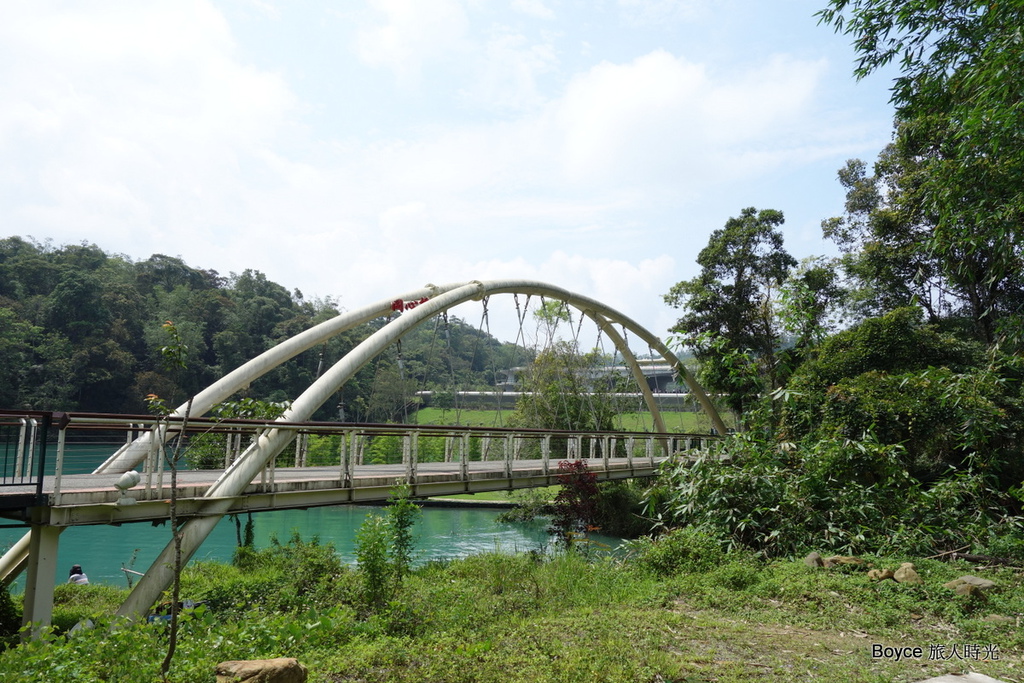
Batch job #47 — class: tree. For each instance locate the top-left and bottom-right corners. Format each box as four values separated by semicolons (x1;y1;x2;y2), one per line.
145;320;192;680
778;306;983;442
354;486;420;612
664;207;796;421
776;256;846;355
533;299;572;345
508;341;616;433
0;309;38;408
819;0;1024;343
822;148;947;321
549;460;600;548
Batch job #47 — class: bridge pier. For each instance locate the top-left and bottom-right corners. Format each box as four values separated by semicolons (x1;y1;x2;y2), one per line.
22;523;60;635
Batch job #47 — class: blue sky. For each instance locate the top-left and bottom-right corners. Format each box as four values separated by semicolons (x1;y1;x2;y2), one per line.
1;0;896;342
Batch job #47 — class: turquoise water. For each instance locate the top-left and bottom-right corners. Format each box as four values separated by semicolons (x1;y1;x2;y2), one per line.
0;505;593;588
3;443;622;589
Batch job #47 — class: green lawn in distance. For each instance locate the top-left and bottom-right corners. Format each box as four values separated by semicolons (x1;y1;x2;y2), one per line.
413;407;715;433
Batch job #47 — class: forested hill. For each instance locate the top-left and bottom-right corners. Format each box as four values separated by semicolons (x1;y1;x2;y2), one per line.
0;236;526;418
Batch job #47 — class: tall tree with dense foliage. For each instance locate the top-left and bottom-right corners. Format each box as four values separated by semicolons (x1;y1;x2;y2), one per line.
822;147;948;321
819;0;1024;343
509;341;616;433
664;207;796;421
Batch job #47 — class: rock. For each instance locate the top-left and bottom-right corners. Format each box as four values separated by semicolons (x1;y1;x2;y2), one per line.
893;562;923;585
954;583;985;599
215;658;308;683
804;552;824;568
823;555;862;568
943;575;997;593
981;614;1015;625
913;674;1011;683
868;568;895;581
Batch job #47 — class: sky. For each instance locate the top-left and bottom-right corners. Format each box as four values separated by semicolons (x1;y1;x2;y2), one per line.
0;0;897;345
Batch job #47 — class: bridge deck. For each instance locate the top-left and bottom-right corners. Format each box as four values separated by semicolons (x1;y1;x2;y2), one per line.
0;456;667;527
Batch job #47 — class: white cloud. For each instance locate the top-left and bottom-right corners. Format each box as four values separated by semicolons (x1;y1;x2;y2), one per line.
618;0;708;25
460;29;558;112
0;0;295;250
304;48;835;222
0;1;893;344
511;0;555;20
551;50;830;189
354;0;471;82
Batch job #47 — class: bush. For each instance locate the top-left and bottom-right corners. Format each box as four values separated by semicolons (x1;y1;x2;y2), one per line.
0;585;19;649
549;460;599;547
624;527;728;576
648;430;1024;559
185;532;355;615
354;486;422;612
594;480;652;538
775;308;1024;491
50;584;129;634
355;514;394;612
785;307;981;392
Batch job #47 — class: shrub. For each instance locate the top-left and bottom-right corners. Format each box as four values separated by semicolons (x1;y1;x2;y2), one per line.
593;479;652;538
355;513;393;612
0;585;19;649
388;485;420;580
648;430;1024;559
624;527;727;576
186;532;357;614
50;584;129;634
775;309;1024;492
549;460;599;547
354;486;422;612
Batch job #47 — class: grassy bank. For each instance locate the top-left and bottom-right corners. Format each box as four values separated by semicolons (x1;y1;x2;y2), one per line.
1;536;1020;682
412;407;714;433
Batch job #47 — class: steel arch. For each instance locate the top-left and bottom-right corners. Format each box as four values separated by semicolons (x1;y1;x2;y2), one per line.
0;280;726;618
116;279;724;617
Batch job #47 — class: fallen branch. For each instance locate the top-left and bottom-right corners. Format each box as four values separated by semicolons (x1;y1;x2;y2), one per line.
924;545;970;560
949;552;1022;568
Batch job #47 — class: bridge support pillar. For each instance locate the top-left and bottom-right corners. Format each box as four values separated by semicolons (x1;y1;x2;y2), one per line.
22;524;60;635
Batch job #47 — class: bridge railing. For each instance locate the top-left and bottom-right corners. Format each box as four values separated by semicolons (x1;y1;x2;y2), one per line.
12;411;721;501
0;410;55;502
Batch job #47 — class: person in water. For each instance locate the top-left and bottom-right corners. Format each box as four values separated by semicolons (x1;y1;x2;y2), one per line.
68;564;89;585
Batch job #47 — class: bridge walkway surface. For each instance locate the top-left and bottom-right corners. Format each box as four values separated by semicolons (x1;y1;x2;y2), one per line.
0;456;667;527
0;410;718;630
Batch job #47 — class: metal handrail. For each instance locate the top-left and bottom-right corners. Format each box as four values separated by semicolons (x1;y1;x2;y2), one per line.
0;410;54;502
0;409;723;502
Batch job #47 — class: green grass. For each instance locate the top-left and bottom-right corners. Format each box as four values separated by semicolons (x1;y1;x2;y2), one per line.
413;407;715;433
413;407;511;427
3;542;1021;682
433;486;559;503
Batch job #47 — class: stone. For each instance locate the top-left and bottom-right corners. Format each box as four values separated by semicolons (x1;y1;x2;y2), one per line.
954;583;984;598
944;575;997;593
981;614;1015;625
803;551;824;568
215;658;308;683
913;674;1010;683
867;568;895;581
823;555;862;568
893;562;923;585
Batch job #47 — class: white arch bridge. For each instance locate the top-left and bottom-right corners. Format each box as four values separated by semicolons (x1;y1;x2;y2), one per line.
0;280;726;630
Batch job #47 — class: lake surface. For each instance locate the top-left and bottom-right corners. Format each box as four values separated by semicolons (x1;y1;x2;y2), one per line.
0;504;615;589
